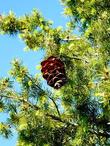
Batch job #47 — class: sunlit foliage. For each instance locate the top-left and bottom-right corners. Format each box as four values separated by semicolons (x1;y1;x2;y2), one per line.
0;0;110;145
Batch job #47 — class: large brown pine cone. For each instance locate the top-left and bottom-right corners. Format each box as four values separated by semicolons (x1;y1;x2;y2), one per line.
41;56;67;89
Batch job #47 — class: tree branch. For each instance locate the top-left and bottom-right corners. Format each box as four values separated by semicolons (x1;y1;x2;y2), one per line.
0;93;70;126
26;75;61;117
61;37;81;42
48;96;61;117
89;129;110;138
0;94;40;110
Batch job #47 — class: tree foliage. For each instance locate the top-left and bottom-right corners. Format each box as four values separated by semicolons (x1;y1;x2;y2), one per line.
0;0;110;145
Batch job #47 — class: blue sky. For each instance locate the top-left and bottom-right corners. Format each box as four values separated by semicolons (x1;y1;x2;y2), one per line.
0;0;69;145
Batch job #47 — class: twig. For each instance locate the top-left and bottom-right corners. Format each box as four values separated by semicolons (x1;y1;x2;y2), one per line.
60;53;89;63
46;113;63;123
61;37;81;42
89;129;110;138
26;75;61;117
48;96;61;117
0;94;40;110
0;93;69;125
72;54;89;63
46;113;78;128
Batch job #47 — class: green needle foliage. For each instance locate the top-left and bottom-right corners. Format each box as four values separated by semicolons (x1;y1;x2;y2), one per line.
0;0;110;145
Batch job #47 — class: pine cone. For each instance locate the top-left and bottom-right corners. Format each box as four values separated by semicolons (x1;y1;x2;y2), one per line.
41;56;67;89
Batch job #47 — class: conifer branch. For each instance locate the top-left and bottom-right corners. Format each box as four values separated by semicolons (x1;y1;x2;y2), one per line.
48;96;61;117
26;75;61;117
0;93;64;124
89;129;110;138
0;94;40;110
60;37;81;42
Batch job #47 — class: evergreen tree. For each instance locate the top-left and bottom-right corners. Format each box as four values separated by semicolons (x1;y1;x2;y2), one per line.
0;0;110;145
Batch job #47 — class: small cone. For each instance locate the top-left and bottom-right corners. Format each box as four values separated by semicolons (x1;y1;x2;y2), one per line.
41;56;67;89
